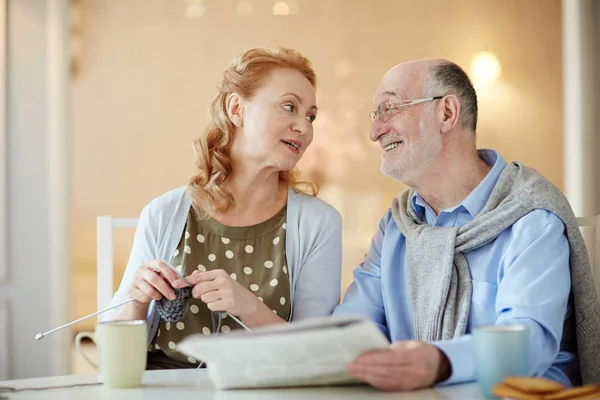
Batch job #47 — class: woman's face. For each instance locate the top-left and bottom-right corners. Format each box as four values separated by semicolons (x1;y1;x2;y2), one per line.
229;68;317;172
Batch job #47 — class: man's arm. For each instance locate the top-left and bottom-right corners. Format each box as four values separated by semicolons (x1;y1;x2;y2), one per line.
333;211;391;337
434;212;571;385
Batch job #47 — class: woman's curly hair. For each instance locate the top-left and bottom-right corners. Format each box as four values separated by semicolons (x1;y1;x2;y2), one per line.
188;47;318;220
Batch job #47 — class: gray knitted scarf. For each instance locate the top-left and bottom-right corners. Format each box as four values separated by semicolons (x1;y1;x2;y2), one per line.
391;161;600;385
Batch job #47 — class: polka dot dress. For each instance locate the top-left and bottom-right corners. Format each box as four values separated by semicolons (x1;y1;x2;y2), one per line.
149;206;290;367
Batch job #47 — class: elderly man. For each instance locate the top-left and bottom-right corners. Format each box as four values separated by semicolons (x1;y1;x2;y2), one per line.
334;59;600;391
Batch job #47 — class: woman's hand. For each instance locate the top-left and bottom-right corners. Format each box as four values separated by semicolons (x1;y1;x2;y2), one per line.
176;269;262;318
128;260;185;305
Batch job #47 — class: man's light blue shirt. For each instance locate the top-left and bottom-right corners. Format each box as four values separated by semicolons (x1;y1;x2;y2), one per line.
334;150;577;386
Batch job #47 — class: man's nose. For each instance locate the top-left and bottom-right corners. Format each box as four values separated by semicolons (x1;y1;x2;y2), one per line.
369;121;390;143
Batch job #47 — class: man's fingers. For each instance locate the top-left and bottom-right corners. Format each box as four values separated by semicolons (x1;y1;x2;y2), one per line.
349;363;403;378
353;349;410;367
348;363;410;390
365;376;406;392
348;342;440;392
348;364;408;391
390;340;421;351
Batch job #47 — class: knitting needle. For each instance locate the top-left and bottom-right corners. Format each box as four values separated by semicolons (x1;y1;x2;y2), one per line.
35;263;186;340
224;312;252;332
33;263;249;340
34;298;135;340
35;262;199;341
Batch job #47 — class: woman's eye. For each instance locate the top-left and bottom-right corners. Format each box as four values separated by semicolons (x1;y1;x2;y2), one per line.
306;114;316;123
283;104;295;113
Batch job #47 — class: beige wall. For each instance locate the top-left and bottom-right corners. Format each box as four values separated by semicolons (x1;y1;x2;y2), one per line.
70;0;563;330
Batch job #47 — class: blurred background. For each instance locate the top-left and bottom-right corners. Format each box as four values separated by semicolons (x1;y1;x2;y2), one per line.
1;0;598;380
70;0;565;328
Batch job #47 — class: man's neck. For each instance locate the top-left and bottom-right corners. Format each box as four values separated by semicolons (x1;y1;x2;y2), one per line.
412;150;492;215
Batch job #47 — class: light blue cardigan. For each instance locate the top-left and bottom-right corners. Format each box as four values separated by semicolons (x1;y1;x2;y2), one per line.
103;186;343;344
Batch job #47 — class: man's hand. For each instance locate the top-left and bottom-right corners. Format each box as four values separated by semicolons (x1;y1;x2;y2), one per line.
348;341;451;392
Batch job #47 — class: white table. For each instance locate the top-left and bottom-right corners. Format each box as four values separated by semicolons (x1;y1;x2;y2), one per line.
0;369;486;399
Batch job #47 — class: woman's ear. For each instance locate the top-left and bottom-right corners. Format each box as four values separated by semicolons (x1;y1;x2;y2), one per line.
226;93;244;127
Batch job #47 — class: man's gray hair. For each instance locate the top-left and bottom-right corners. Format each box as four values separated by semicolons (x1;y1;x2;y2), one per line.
424;62;478;132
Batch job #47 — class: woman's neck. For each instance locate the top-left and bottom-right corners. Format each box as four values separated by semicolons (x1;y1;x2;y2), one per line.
212;167;288;227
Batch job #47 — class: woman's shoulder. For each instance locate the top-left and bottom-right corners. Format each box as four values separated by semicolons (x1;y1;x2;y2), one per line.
143;186;190;216
289;188;341;224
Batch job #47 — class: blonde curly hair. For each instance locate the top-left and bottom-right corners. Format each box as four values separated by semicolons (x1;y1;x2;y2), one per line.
188;47;318;220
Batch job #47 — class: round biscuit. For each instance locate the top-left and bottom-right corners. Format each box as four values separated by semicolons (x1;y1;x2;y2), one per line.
544;385;600;400
504;376;565;394
492;382;544;400
562;392;600;400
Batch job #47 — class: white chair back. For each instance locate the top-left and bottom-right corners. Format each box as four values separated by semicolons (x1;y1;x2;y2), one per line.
576;216;600;296
97;216;139;311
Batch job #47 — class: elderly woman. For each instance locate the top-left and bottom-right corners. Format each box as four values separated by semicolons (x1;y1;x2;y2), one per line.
105;46;342;369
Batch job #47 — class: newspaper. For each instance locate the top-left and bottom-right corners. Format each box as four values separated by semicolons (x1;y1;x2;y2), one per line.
177;315;390;390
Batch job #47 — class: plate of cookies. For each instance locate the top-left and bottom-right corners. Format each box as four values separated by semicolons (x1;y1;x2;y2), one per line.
492;376;600;400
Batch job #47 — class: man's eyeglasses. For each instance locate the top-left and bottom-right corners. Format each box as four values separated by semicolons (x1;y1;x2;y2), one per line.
370;96;444;123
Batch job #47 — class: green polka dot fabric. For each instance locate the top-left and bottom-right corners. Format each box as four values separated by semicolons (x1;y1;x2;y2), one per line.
149;206;290;366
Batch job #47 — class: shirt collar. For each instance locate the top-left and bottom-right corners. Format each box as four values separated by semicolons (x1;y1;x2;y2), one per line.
411;149;507;220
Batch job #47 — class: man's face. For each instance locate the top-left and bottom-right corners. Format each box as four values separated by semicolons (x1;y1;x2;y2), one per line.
369;71;442;185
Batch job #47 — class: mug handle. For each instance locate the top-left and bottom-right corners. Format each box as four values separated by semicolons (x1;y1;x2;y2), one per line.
75;332;99;371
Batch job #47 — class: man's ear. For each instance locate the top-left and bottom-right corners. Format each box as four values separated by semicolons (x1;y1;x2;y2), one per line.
438;95;461;134
226;93;244;127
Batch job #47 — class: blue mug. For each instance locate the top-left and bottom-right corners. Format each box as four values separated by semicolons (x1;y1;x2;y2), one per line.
473;324;529;399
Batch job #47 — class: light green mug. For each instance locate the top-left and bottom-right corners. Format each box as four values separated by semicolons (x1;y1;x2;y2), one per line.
75;320;148;389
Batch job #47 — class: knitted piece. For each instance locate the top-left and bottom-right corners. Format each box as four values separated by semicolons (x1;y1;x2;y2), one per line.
156;287;193;322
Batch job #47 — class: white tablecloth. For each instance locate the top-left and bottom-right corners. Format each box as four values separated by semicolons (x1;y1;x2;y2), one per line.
0;369;486;399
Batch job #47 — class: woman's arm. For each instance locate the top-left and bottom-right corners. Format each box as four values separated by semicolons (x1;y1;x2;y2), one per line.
101;205;178;322
291;207;343;320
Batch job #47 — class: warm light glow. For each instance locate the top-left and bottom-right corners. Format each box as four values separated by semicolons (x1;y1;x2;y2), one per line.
185;3;205;19
272;2;290;16
471;51;501;87
237;1;253;17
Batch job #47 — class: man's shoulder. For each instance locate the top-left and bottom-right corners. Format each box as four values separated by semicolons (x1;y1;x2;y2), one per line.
506;208;566;241
494;162;575;221
505;162;563;198
374;208;396;235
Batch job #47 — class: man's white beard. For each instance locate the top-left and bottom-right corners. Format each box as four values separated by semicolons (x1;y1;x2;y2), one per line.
382;114;443;183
